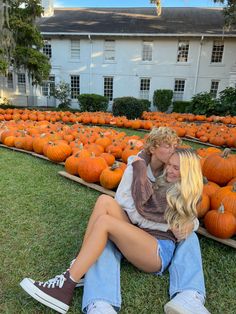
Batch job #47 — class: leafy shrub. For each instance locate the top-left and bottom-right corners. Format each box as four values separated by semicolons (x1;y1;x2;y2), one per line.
78;94;109;112
112;97;151;119
217;87;236;116
153;89;173;112
53;81;71;109
172;101;191;113
186;92;217;116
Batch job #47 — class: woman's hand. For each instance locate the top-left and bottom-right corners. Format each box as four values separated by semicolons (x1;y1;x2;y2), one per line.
171;221;194;242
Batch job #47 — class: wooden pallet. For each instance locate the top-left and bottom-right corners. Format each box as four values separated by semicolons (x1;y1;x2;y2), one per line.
0;144;65;165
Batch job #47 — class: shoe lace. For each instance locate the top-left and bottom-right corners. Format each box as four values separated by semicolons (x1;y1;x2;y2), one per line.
38;274;66;288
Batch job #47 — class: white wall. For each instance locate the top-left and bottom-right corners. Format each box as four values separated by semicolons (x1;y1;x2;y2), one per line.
2;36;236;108
49;36;236;105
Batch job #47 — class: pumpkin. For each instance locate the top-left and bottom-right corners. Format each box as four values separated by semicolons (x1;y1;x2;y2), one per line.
202;148;236;186
121;143;141;164
204;204;236;239
46;142;72;162
77;154;107;183
65;153;81;175
100;152;115;166
3;135;16;147
100;162;124;190
227;177;236;186
203;177;220;198
210;183;236;217
33;134;50;154
196;192;210;218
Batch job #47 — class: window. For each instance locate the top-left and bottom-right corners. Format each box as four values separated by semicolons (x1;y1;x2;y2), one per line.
104;77;113;101
17;73;26;93
42;75;55;96
140;78;150;100
71;75;80;99
104;40;115;61
142;41;153;62
211;41;224;63
71;40;80;59
7;72;13;88
210;80;219;98
173;79;185;101
177;41;189;62
43;41;52;59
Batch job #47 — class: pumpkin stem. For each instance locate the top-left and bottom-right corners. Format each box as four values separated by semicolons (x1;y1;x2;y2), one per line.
221;148;231;158
232;182;236;192
111;161;120;171
203;176;208;184
218;203;225;213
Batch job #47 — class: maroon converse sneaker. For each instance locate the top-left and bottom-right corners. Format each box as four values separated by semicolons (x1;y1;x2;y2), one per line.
20;270;76;314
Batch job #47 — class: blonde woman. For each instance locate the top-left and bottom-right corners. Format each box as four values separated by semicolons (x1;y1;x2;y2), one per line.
20;127;209;314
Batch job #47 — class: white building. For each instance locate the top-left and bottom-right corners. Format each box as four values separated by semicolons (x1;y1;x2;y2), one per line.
1;2;236;109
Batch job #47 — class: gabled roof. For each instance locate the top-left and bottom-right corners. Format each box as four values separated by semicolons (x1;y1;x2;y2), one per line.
37;7;236;37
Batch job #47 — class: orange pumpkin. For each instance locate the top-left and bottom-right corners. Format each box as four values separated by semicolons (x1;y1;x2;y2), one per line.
46;142;72;162
203;177;220;198
100;162;124;190
77;154;107;183
210;183;236;217
196;192;210;218
204;204;236;239
202;148;236;186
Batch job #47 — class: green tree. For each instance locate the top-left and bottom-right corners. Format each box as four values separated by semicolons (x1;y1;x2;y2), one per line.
214;0;236;28
0;0;50;84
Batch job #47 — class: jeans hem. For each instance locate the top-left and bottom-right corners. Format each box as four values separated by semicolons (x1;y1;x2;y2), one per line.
169;288;206;300
82;298;121;313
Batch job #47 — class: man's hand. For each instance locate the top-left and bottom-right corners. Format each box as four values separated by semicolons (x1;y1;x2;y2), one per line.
171;221;194;242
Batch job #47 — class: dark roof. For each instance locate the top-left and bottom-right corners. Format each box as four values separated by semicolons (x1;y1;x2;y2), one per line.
37;7;236;37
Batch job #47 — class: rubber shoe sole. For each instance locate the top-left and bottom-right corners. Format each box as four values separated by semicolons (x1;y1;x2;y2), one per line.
164;302;191;314
75;277;84;288
20;278;69;314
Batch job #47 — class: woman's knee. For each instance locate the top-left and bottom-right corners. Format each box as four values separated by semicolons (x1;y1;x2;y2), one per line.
94;214;112;230
95;194;113;207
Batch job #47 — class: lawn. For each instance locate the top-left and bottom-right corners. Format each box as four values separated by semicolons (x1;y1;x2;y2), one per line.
1;140;236;313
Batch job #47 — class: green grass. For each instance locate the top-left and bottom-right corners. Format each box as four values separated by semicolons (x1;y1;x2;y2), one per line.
1;145;236;314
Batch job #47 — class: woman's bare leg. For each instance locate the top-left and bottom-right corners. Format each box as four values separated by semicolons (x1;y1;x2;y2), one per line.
70;214;161;282
82;194;130;244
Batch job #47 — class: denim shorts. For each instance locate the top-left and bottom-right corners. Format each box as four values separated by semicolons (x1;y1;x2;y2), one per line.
155;239;176;275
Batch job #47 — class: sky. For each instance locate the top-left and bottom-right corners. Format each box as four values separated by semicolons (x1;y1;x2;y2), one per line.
54;0;224;8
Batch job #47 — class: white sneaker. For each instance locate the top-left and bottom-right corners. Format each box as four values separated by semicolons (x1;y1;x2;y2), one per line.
164;290;211;314
87;301;117;314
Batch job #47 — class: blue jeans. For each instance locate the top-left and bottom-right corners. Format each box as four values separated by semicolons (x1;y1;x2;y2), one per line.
82;233;205;312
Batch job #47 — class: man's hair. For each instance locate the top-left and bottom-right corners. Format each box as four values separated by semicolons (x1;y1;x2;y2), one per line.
144;127;180;154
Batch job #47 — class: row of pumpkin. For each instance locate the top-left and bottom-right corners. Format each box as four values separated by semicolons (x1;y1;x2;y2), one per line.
1;119;236;239
1;108;236;148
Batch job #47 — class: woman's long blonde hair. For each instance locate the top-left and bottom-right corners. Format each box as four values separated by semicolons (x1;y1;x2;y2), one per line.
156;148;203;229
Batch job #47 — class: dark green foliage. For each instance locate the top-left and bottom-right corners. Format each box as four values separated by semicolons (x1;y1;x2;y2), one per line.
78;94;109;112
186;92;217;116
153;89;173;112
217;87;236;116
0;0;50;84
112;97;150;119
186;88;236;116
172;101;191;113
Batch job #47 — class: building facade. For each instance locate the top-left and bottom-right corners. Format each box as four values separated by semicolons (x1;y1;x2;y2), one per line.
1;3;236;109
